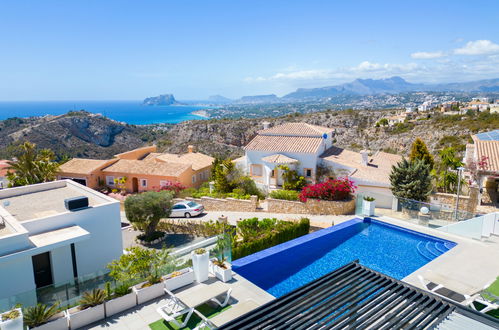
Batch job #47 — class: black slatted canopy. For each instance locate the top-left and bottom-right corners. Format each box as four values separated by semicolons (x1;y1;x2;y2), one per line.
220;261;499;330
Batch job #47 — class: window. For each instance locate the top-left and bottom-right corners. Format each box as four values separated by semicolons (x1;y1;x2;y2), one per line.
173;204;186;210
250;164;263;177
304;168;313;178
187;201;197;207
160;180;171;187
140;179;147;188
106;176;115;186
270;169;276;178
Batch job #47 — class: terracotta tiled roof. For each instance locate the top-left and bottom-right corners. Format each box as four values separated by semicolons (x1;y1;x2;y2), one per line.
475;140;499;174
321;147;402;185
258;122;333;136
102;159;191;177
245;135;323;153
59;159;115;175
145;152;214;171
261;154;298;164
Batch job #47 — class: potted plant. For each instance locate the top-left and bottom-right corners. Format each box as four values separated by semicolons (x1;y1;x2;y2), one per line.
23;303;67;330
191;248;209;283
0;308;23;330
362;196;376;216
212;256;232;282
67;289;105;329
210;234;232;282
104;282;137;318
163;268;195;291
108;246;176;305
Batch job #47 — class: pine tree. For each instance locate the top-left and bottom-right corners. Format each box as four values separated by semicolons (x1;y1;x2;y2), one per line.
409;138;434;169
390;158;432;201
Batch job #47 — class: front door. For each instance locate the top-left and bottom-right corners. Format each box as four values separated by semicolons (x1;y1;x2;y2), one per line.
32;252;53;288
132;177;139;193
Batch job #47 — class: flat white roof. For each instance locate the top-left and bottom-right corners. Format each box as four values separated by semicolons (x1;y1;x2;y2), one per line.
0;180;115;222
29;225;90;248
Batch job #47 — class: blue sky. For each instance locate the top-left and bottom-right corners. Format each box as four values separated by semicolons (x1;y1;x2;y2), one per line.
1;0;499;100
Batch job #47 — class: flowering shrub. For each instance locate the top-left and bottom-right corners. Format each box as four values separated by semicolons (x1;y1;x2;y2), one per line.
298;178;356;202
155;182;186;196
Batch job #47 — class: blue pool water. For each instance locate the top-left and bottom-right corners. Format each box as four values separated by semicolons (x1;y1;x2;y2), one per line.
232;218;456;298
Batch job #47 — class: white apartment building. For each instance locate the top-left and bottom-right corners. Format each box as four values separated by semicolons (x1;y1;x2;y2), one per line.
0;180;122;308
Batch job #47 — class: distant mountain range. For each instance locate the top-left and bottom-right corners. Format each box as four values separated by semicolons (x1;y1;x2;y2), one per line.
282;76;499;100
228;77;499;104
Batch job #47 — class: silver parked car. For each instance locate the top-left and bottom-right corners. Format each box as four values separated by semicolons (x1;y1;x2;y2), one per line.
170;201;204;218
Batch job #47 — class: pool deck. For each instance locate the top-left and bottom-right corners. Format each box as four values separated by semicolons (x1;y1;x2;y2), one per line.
86;273;274;329
87;213;498;329
369;215;499;296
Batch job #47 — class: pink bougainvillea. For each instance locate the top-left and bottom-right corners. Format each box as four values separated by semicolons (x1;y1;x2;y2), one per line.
298;177;356;202
154;182;186;194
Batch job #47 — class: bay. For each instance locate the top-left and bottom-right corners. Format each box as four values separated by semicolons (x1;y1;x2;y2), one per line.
0;101;208;125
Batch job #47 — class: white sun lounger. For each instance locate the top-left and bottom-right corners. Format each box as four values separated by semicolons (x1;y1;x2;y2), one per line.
156;288;195;328
417;275;492;306
470;290;499;313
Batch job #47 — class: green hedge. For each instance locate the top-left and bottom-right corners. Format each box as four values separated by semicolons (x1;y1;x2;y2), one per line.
269;189;300;201
232;218;310;260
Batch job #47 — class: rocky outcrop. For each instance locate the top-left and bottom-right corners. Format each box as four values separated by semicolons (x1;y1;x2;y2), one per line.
142;94;180;106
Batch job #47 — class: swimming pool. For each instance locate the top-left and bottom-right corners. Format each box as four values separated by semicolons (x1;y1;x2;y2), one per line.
232;218;457;298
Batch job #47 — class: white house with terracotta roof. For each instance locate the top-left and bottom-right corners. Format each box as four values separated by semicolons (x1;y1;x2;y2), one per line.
238;122;335;189
58;145;213;192
237;122;402;206
465;129;499;206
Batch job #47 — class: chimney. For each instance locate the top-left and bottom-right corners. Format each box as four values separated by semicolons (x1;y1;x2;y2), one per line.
360;150;369;166
187;145;194;153
262;121;270;130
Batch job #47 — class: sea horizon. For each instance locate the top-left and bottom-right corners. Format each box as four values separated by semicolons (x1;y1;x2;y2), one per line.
0;100;209;125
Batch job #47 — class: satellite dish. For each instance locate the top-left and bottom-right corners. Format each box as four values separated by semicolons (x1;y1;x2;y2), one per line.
322;133;328;139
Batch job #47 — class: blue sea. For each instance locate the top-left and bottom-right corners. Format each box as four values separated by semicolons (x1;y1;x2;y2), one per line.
0;101;208;125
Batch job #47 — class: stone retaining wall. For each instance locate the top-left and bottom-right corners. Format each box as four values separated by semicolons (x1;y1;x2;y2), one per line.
174;195;258;212
431;186;479;214
267;198;356;215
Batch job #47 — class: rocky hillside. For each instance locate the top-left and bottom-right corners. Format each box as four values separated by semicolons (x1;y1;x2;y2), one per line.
156;109;498;159
1;109;497;161
0;111;161;159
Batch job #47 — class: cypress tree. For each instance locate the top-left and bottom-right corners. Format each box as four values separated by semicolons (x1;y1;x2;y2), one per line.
409;138;434;169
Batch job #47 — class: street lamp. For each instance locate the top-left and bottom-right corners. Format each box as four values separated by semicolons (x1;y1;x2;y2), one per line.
454;166;465;221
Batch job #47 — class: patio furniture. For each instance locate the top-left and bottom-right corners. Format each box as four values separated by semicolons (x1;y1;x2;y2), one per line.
175;280;233;308
417;275;493;306
156;288;195;328
470;290;499;313
418;275;477;304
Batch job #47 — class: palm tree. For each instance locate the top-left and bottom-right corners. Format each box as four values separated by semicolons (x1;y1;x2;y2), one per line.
438;147;463;193
7;142;60;187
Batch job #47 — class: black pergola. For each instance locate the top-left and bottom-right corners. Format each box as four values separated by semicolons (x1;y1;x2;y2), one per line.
220;261;499;329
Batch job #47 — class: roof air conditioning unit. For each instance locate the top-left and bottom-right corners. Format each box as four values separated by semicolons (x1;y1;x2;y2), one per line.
65;196;89;211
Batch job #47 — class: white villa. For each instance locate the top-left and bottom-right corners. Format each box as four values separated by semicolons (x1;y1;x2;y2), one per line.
236;122;402;207
0;180;122;308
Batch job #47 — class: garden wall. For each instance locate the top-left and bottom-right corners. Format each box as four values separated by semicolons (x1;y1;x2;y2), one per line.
267;198;356;215
175;195;258;212
431;186;479;214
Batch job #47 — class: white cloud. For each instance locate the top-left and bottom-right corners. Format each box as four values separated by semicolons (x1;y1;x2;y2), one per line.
411;51;446;59
454;40;499;55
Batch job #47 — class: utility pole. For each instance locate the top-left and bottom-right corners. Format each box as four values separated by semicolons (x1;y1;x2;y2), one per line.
454;167;465;221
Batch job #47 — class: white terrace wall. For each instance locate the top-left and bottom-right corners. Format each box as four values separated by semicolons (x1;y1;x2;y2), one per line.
267;198;356;215
175;196;259;212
